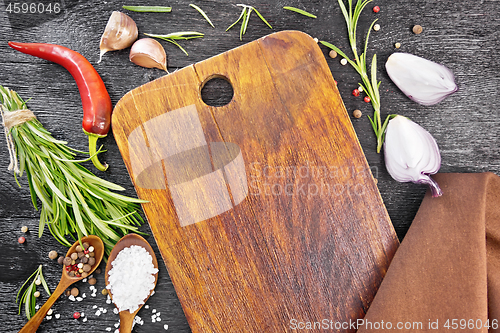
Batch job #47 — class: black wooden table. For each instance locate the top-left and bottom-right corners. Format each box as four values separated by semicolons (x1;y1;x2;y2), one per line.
0;0;498;332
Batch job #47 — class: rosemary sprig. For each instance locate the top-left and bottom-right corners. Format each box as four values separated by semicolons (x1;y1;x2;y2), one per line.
189;4;215;28
16;265;51;320
226;4;272;41
122;5;172;13
320;0;389;153
145;32;204;56
0;86;146;254
283;6;317;18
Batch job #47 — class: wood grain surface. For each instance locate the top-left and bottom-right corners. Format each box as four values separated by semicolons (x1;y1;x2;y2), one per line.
0;0;499;332
112;30;398;332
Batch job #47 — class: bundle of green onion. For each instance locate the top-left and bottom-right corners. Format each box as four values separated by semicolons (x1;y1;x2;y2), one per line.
0;86;146;254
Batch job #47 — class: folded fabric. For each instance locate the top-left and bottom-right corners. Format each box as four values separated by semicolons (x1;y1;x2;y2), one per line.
358;173;500;332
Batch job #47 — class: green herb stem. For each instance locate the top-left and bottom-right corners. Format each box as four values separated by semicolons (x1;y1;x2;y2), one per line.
321;0;389;153
16;265;51;320
122;5;172;12
283;6;317;18
189;4;215;28
145;32;204;56
227;4;272;40
0;86;146;255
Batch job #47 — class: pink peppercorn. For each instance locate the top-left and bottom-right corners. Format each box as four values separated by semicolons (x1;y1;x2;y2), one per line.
373;6;380;13
352;89;360;97
364;96;371;103
18;236;25;244
73;312;81;319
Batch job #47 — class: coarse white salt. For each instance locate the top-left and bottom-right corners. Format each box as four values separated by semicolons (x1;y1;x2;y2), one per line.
114;322;120;328
164;324;169;330
152;309;157;313
103;309;107;314
145;305;149;309
106;245;158;313
68;295;75;301
106;328;112;332
95;310;101;316
82;278;87;283
83;317;88;322
55;314;60;319
113;308;119;314
82;293;86;298
46;316;52;320
81;312;85;317
92;305;98;309
106;299;111;304
76;297;83;302
114;330;119;333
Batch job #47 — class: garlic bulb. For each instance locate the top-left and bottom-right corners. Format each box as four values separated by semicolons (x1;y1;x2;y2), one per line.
99;11;138;63
385;53;457;106
384;115;442;197
129;38;167;71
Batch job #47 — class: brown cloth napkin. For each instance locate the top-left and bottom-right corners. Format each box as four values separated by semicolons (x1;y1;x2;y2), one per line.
358;173;500;332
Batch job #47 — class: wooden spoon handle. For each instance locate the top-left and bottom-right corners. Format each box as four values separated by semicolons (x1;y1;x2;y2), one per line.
18;279;71;333
119;311;135;333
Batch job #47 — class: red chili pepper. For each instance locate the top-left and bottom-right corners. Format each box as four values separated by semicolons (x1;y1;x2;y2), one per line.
8;42;112;171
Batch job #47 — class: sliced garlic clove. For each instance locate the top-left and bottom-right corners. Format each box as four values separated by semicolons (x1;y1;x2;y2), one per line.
384;115;442;197
99;11;138;63
385;53;457;106
129;38;168;71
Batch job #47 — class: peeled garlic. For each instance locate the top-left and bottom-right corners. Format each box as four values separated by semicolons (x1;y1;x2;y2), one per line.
129;38;168;71
385;53;457;106
384;115;442;197
99;11;138;63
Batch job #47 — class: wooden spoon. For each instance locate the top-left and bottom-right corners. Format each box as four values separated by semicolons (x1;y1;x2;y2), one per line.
105;233;159;333
18;235;104;333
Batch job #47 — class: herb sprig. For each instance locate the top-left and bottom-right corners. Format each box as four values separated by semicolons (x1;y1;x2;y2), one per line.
145;32;204;56
16;265;51;320
189;4;215;28
0;87;146;254
122;5;172;13
226;4;272;41
283;6;317;18
320;0;389;152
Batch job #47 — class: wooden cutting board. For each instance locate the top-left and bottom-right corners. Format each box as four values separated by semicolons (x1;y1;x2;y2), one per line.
112;30;398;333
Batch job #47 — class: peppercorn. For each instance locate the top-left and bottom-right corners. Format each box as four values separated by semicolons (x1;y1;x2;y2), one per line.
78;268;84;273
58;256;65;265
88;277;97;285
101;289;108;295
89;252;95;258
412;25;423;34
71;252;78;260
82;256;89;264
18;236;25;244
373;24;380;31
71;260;76;265
71;287;79;297
78;251;85;258
353;110;362;118
83;242;89;250
352;89;360;97
63;257;72;266
65;290;71;296
21;226;28;233
373;5;380;13
88;246;94;253
35;279;41;285
34;291;40;298
88;257;96;266
328;50;337;59
76;245;83;253
395;42;401;48
83;264;92;272
69;270;75;277
47;309;53;316
340;58;348;65
73;312;81;319
48;250;58;260
364;96;371;103
82;272;89;278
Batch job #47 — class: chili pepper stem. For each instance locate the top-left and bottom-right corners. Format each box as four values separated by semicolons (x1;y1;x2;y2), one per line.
86;133;108;171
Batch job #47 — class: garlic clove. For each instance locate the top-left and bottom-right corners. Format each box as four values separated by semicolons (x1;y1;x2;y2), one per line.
384;115;442;197
99;11;138;63
129;38;168;72
385;53;457;106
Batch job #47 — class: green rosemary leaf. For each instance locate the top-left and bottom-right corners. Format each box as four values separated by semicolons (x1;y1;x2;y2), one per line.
189;4;215;28
165;38;189;56
226;6;246;31
283;6;317;18
371;54;380;103
122;5;172;12
24;284;33;319
252;7;272;29
39;267;51;296
240;7;248;40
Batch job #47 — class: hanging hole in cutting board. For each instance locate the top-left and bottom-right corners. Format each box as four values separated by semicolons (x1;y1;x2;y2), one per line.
200;75;234;107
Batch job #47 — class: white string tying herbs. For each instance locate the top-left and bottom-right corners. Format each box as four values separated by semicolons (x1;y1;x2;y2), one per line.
0;106;36;173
